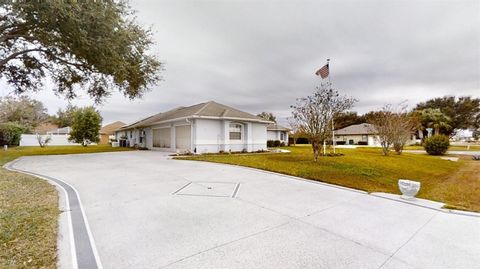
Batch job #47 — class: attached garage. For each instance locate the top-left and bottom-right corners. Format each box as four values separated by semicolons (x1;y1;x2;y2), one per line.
175;125;191;151
115;101;271;153
152;128;171;148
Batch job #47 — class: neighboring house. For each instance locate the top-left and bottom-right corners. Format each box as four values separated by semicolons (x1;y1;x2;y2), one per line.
267;123;289;144
115;101;272;153
47;126;71;135
335;123;381;146
335;123;416;146
99;121;126;144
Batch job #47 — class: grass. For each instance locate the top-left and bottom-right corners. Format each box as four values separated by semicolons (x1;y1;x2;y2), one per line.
180;146;480;212
404;145;480;151
0;145;133;268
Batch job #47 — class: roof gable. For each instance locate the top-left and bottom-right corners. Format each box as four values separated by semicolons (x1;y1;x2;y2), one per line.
335;123;377;135
120;101;270;130
100;121;126;134
267;123;290;131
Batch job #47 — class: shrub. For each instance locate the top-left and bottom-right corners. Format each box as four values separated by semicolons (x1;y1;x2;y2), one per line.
267;140;282;147
296;137;309;144
357;141;368;145
424;135;450;155
0;122;27;146
335;141;346;145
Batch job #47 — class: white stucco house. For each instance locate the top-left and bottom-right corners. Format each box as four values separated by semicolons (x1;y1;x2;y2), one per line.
267;123;289;144
115;101;272;153
335;123;381;146
335;123;416;146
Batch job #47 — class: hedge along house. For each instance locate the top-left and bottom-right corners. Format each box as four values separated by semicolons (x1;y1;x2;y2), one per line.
266;123;289;144
115;101;272;153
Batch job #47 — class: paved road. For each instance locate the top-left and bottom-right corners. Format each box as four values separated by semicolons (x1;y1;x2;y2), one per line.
11;151;480;269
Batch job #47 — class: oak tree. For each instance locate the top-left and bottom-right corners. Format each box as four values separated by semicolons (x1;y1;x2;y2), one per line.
0;0;162;102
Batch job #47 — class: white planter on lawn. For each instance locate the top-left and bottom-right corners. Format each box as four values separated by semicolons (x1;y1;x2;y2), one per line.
398;179;421;200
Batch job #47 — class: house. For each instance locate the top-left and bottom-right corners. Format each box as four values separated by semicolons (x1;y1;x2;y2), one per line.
334;123;381;146
99;121;126;144
47;126;71;135
115;101;272;153
335;123;417;146
267;123;289;144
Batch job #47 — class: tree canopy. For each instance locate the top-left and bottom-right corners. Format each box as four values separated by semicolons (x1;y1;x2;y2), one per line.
52;105;79;128
418;108;451;135
257;112;276;122
69;106;102;146
333;111;365;130
415;96;480;132
0;95;48;131
0;0;162;103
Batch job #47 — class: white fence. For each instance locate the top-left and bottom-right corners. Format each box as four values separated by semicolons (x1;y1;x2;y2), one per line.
19;134;81;146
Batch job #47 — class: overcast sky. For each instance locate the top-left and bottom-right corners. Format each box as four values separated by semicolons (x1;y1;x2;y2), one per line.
2;0;479;125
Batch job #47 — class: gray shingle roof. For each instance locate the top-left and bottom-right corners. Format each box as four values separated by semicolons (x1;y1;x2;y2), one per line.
266;123;290;131
119;101;271;130
335;123;377;135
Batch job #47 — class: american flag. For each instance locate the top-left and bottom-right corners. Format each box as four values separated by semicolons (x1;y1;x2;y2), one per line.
315;63;329;78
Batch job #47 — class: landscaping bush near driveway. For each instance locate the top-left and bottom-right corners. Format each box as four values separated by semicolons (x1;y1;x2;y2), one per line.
424;135;450;155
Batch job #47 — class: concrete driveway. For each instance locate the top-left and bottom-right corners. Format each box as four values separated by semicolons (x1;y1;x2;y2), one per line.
9;151;480;269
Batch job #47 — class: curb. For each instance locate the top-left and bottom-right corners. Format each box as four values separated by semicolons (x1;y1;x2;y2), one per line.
3;158;104;269
176;159;480;218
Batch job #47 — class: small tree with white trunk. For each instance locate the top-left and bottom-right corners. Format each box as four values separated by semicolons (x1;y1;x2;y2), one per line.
291;83;357;161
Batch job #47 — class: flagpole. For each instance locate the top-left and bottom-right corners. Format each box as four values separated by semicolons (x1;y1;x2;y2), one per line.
327;59;336;154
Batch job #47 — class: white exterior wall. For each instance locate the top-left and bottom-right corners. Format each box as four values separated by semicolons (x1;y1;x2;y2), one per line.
267;130;289;144
335;134;381;146
193;119;267;153
19;134;81;146
267;130;278;140
117;118;268;153
194;119;223;153
251;123;268;151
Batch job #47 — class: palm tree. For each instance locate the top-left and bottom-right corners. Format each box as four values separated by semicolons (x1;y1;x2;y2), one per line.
420;108;451;135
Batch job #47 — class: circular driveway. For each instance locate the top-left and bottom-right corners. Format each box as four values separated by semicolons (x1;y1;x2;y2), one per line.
10;151;480;269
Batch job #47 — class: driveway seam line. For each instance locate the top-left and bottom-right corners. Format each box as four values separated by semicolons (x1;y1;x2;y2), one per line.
238;195;404;259
4;157;103;269
159;221;292;268
377;212;439;269
177;159;480;218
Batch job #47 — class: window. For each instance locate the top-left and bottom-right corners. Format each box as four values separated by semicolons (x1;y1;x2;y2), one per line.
229;123;242;140
280;133;285;140
362;135;368;141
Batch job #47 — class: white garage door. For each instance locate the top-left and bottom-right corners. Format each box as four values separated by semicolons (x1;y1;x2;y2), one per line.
153;128;171;148
175;125;191;151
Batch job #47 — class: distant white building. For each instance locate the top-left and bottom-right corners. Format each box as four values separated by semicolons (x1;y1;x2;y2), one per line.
266;123;289;144
115;101;272;153
335;123;417;146
451;129;474;142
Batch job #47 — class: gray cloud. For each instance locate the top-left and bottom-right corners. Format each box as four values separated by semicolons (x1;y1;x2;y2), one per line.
2;0;479;126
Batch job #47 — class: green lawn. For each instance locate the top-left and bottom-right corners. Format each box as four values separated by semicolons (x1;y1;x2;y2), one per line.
0;145;133;268
180;146;480;212
404;145;480;151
